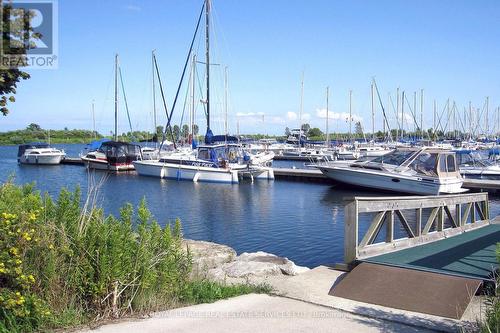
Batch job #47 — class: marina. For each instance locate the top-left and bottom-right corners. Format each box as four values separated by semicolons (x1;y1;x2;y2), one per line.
1;0;499;331
3;143;500;269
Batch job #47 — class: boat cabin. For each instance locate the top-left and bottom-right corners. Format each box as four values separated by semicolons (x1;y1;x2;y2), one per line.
367;148;461;178
18;142;50;157
197;143;244;165
98;141;142;164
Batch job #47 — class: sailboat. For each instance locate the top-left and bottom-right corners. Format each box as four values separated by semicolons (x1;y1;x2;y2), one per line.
133;0;273;183
81;54;142;171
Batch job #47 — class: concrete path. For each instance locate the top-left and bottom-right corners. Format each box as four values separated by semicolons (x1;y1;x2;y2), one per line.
78;294;430;333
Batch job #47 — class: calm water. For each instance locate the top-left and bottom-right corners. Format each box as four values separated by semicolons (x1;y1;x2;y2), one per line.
1;144;498;268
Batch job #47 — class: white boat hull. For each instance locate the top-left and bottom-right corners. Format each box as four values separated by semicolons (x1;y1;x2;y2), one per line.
81;156;135;171
316;165;464;195
19;153;64;165
133;161;274;183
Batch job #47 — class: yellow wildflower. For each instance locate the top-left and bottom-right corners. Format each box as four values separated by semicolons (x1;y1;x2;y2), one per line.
48;244;54;250
9;247;19;256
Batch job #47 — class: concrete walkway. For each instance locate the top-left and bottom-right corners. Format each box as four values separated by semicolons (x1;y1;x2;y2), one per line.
78;294;430;333
77;265;482;333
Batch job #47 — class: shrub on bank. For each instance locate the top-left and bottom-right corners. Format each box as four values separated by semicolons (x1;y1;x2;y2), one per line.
0;182;193;332
480;245;500;332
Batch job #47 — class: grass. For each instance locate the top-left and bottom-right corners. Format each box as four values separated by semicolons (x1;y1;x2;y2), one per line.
181;280;271;305
480;244;500;333
0;181;268;332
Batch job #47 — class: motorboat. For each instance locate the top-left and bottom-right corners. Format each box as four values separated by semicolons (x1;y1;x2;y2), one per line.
455;149;500;180
81;141;142;171
315;147;465;195
17;142;65;165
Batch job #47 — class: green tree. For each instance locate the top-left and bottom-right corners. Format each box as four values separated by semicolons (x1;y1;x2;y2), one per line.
301;123;310;133
156;125;163;137
181;124;189;138
26;123;41;131
0;3;40;115
172;125;180;141
355;121;363;136
308;127;323;137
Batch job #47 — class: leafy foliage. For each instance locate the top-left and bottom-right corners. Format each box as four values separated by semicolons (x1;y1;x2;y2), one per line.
0;3;40;116
480;244;500;332
0;124;102;145
0;182;265;332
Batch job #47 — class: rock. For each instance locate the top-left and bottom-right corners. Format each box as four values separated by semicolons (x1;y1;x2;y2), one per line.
210;251;310;279
183;240;236;277
183;240;310;282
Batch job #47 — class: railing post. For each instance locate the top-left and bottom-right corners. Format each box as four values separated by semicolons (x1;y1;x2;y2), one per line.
456;204;462;227
386;210;394;243
437;206;445;231
471;202;477;223
344;199;359;265
416;208;422;237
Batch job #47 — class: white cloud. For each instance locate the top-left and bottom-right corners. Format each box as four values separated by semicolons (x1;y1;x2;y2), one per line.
287;112;297;121
316;108;363;122
236;112;265;117
124;4;141;11
286;111;310;122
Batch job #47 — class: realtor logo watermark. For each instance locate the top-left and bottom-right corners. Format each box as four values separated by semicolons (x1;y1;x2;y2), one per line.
0;0;58;69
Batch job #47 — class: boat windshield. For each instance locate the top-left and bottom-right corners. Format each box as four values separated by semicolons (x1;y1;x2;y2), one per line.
408;152;439;177
370;150;415;166
456;151;494;167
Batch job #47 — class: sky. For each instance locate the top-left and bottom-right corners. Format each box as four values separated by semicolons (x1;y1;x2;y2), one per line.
3;0;500;136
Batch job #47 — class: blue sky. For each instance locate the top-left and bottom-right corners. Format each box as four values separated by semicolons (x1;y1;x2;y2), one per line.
3;0;500;135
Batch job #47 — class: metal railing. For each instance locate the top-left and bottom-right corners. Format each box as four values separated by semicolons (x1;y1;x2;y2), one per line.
344;192;489;265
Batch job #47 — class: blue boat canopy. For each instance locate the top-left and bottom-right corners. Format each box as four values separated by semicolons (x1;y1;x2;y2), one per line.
453;149;473;155
489;148;500;155
87;138;111;151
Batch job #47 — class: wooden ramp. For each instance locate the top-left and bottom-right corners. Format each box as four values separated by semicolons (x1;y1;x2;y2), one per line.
329;262;481;319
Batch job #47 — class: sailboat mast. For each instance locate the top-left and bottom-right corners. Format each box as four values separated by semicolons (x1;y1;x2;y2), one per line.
326;86;329;147
114;54;118;141
349;89;352;142
420;89;423;140
299;72;304;141
396;87;400;141
152;50;157;146
486;96;489;138
92;100;96;140
224;66;228;135
401;91;405;139
191;54;196;139
205;0;210;131
370;82;374;141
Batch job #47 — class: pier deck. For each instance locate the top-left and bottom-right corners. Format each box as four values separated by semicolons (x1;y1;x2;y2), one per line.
330;193;498;319
362;220;500;281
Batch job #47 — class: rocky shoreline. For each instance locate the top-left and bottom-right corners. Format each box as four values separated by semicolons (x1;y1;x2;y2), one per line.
183;240;310;284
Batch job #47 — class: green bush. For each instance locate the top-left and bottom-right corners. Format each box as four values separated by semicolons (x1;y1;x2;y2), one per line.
0;182;191;332
481;244;500;333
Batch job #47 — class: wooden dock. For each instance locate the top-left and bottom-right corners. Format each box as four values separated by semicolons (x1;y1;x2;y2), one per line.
273;167;500;192
61;157;84;165
274;155;324;162
56;158;500;192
